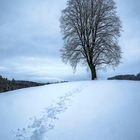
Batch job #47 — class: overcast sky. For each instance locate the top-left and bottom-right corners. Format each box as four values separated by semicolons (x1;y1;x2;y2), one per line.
0;0;140;82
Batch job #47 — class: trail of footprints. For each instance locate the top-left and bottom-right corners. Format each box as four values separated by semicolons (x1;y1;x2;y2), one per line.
14;84;86;140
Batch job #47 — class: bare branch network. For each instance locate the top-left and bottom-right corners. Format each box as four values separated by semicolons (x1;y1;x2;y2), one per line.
60;0;122;80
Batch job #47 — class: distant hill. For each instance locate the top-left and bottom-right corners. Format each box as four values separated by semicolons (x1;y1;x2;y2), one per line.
0;75;45;93
0;81;140;139
108;73;140;81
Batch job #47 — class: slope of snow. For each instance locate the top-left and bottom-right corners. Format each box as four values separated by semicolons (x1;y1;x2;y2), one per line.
0;80;140;140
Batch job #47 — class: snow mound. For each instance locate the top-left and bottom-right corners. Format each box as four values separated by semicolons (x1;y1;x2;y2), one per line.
0;80;140;140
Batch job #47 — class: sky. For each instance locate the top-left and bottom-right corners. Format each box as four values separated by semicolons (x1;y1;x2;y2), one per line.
0;0;140;82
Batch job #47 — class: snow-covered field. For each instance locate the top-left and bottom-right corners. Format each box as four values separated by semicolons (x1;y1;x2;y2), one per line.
0;80;140;140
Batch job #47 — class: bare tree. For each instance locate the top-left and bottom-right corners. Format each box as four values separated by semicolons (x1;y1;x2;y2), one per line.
60;0;122;80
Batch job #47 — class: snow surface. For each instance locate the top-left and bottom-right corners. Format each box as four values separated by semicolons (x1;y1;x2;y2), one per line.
0;80;140;140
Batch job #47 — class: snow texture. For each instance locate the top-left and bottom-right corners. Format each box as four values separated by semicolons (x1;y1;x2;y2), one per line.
0;80;140;140
14;83;84;140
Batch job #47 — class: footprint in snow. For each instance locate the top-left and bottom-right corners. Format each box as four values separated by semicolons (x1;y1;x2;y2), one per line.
13;84;85;140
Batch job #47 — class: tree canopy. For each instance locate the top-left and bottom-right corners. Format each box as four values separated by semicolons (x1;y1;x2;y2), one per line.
60;0;122;80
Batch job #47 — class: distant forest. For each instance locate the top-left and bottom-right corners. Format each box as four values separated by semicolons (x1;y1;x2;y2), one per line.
0;75;45;93
108;73;140;81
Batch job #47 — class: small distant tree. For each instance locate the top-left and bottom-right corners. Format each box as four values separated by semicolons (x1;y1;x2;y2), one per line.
60;0;122;80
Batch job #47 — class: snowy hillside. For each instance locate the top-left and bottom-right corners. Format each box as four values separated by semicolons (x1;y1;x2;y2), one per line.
0;80;140;140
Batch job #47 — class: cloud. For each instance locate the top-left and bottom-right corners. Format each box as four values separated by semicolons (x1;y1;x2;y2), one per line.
0;0;139;81
0;0;66;61
0;55;88;81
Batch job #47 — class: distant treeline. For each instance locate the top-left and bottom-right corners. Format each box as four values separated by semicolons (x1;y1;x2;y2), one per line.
108;73;140;81
0;75;45;93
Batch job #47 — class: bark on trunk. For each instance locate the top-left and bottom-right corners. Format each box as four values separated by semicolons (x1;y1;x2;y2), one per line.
91;65;97;80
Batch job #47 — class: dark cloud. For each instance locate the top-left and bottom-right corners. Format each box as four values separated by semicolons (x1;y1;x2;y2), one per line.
0;0;139;81
122;0;140;18
0;0;65;59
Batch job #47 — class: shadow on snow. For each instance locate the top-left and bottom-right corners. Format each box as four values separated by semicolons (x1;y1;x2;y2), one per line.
13;84;85;140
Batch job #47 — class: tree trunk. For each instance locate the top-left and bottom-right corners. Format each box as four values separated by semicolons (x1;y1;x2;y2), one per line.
90;65;97;80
